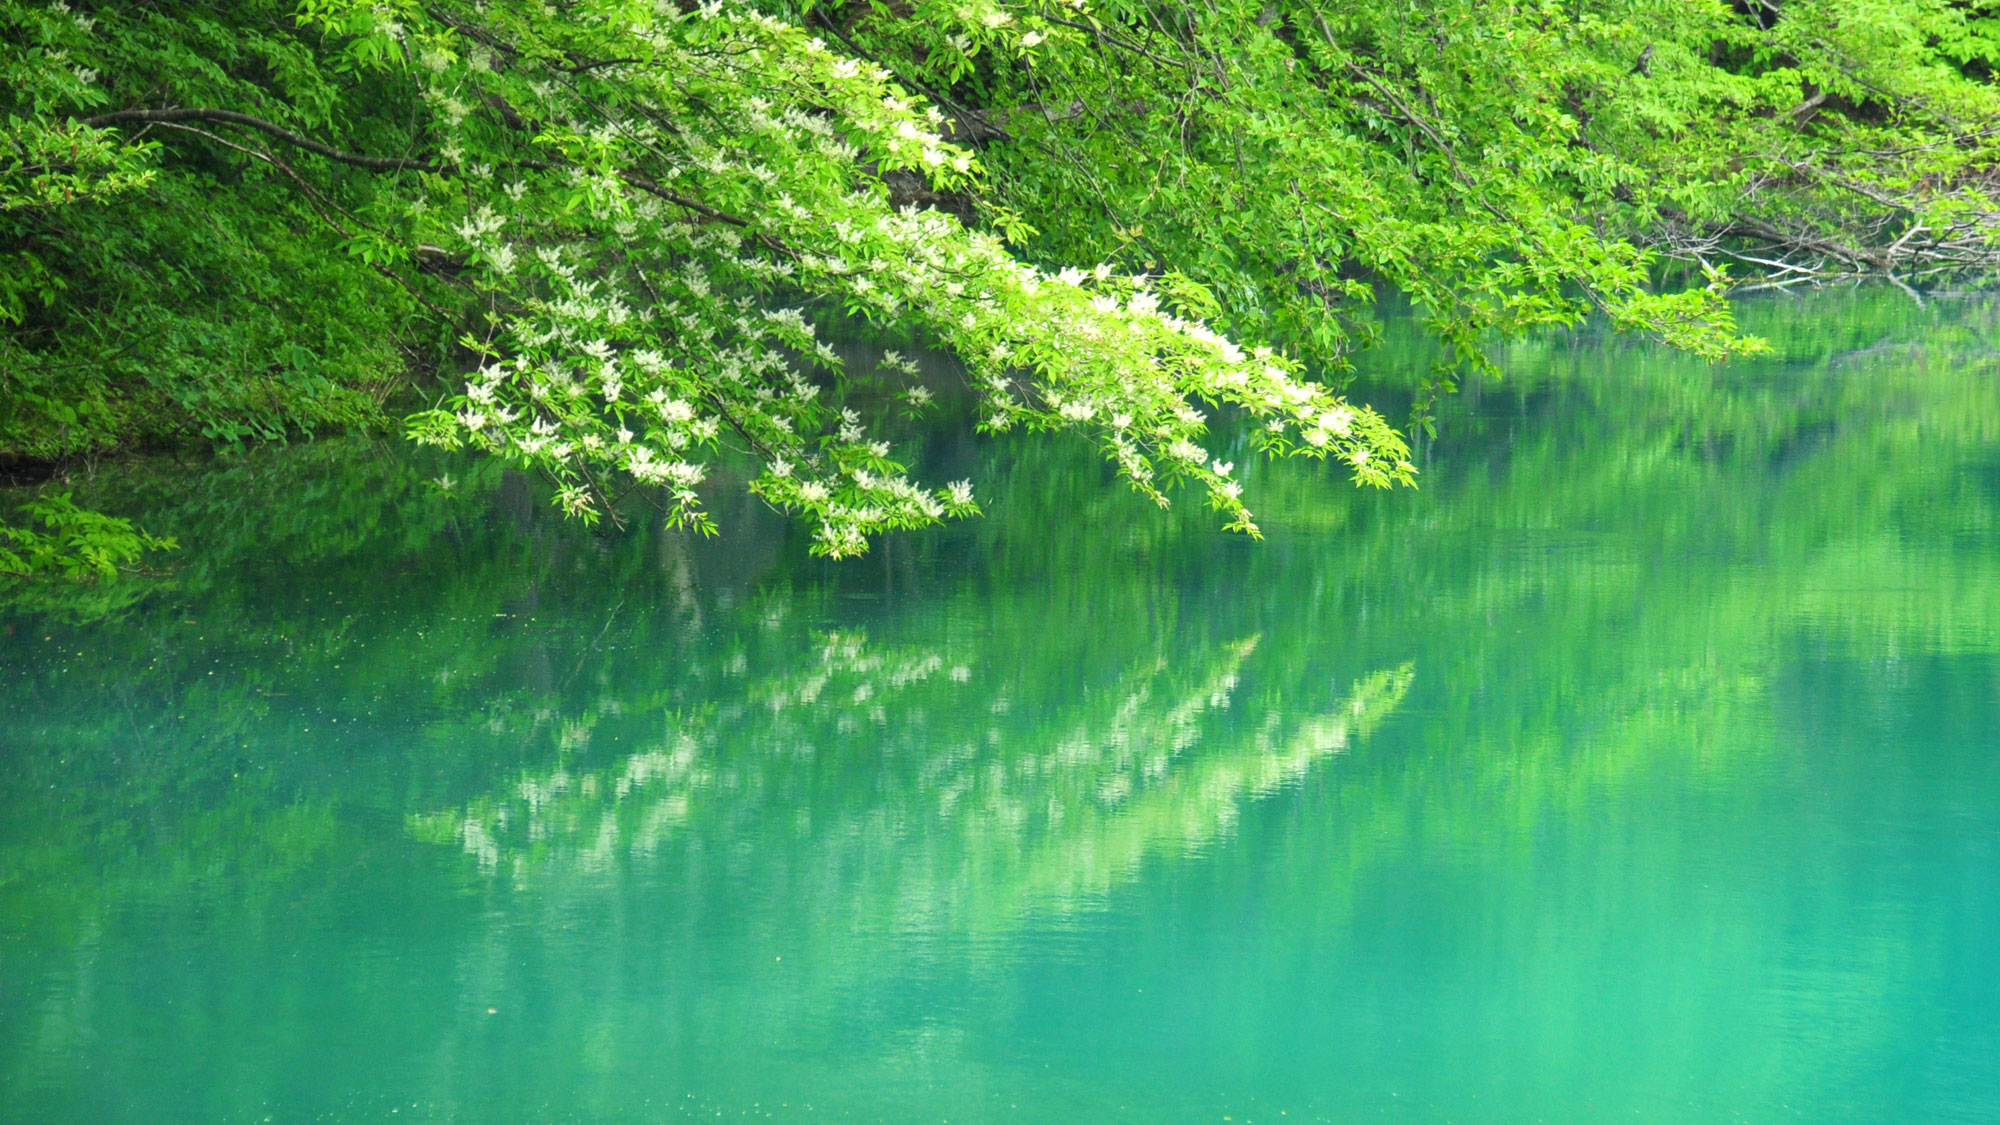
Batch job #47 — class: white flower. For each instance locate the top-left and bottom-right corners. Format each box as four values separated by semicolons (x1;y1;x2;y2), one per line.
1317;407;1355;436
946;480;975;505
1022;30;1044;47
626;446;667;482
799;482;831;503
769;458;793;477
663;461;707;487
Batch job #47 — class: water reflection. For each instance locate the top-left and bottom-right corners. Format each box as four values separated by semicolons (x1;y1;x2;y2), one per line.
3;288;1998;1121
411;635;1411;925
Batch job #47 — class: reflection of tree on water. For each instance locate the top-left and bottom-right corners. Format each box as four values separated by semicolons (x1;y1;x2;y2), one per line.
5;291;2000;1121
413;630;1412;925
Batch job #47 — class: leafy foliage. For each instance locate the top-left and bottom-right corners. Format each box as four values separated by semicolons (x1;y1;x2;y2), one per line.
1;0;419;461
0;490;174;580
2;0;1996;554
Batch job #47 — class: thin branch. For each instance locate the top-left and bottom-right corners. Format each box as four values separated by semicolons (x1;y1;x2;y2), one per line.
147;121;467;331
83;108;435;171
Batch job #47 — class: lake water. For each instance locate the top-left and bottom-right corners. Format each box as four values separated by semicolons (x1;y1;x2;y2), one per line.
3;290;1998;1122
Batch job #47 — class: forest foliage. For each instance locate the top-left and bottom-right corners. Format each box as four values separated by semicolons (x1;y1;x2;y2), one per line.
3;0;1997;570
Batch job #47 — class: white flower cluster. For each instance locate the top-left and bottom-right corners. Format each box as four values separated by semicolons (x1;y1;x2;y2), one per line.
402;0;1410;553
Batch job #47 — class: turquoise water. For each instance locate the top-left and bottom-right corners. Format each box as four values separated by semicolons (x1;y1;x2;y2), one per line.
3;291;1999;1122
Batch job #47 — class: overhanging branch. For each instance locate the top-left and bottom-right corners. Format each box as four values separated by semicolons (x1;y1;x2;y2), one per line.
82;108;434;171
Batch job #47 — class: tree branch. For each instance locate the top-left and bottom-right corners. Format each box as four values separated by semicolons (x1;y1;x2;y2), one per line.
82;108;435;171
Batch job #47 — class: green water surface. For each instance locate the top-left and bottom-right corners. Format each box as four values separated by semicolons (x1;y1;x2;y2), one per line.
3;290;1998;1122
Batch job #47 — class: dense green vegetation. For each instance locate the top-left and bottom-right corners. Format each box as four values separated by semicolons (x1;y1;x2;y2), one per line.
4;0;1997;567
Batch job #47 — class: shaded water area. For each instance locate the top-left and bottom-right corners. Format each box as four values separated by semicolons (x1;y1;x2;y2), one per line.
3;290;1999;1122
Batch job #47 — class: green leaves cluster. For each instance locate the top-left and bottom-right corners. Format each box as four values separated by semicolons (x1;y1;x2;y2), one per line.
2;0;1995;557
0;491;174;581
1;0;419;462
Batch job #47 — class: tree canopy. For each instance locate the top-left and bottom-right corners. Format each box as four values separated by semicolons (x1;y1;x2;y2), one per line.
4;0;1997;560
